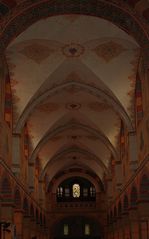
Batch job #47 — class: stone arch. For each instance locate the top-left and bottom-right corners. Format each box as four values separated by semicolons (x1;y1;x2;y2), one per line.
40;157;105;189
29;122;119;164
15;82;133;134
40;146;109;181
50;171;102;194
51;214;104;238
1;0;149;52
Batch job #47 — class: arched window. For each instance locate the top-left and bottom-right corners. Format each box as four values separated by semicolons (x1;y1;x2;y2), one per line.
64;224;69;235
73;184;80;198
90;187;96;197
56;177;96;201
84;224;90;235
65;188;70;197
130;186;138;207
57;187;63;197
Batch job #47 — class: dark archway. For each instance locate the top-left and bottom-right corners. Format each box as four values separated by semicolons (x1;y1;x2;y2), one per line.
53;216;103;239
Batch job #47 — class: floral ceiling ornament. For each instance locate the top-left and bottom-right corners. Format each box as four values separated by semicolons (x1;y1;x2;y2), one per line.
62;43;85;57
93;41;126;62
19;43;55;64
66;103;81;110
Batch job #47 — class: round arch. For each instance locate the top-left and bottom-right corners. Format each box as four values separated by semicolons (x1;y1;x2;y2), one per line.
29;122;119;163
40;146;109;181
1;0;149;52
51;214;104;238
49;171;103;193
15;82;133;133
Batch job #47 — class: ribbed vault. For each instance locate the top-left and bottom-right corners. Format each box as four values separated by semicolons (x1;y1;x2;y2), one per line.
4;1;146;192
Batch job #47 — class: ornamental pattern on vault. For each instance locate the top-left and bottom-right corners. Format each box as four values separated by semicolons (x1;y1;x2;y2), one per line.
19;43;56;64
87;102;111;112
93;41;126;62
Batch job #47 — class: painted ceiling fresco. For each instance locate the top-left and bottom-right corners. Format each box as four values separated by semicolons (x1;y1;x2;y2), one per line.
6;15;140;180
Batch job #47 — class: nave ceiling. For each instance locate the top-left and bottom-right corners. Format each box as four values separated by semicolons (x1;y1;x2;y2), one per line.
5;12;141;184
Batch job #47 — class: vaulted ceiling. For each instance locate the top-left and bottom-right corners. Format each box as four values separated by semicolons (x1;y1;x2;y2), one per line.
5;13;141;183
3;0;149;193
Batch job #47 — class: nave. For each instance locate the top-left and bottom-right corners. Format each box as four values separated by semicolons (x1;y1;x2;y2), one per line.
0;1;149;239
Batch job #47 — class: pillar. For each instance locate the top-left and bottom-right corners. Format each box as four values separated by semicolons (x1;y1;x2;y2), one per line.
121;211;131;239
30;218;37;239
129;207;140;239
23;216;31;239
14;209;23;239
137;200;149;239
